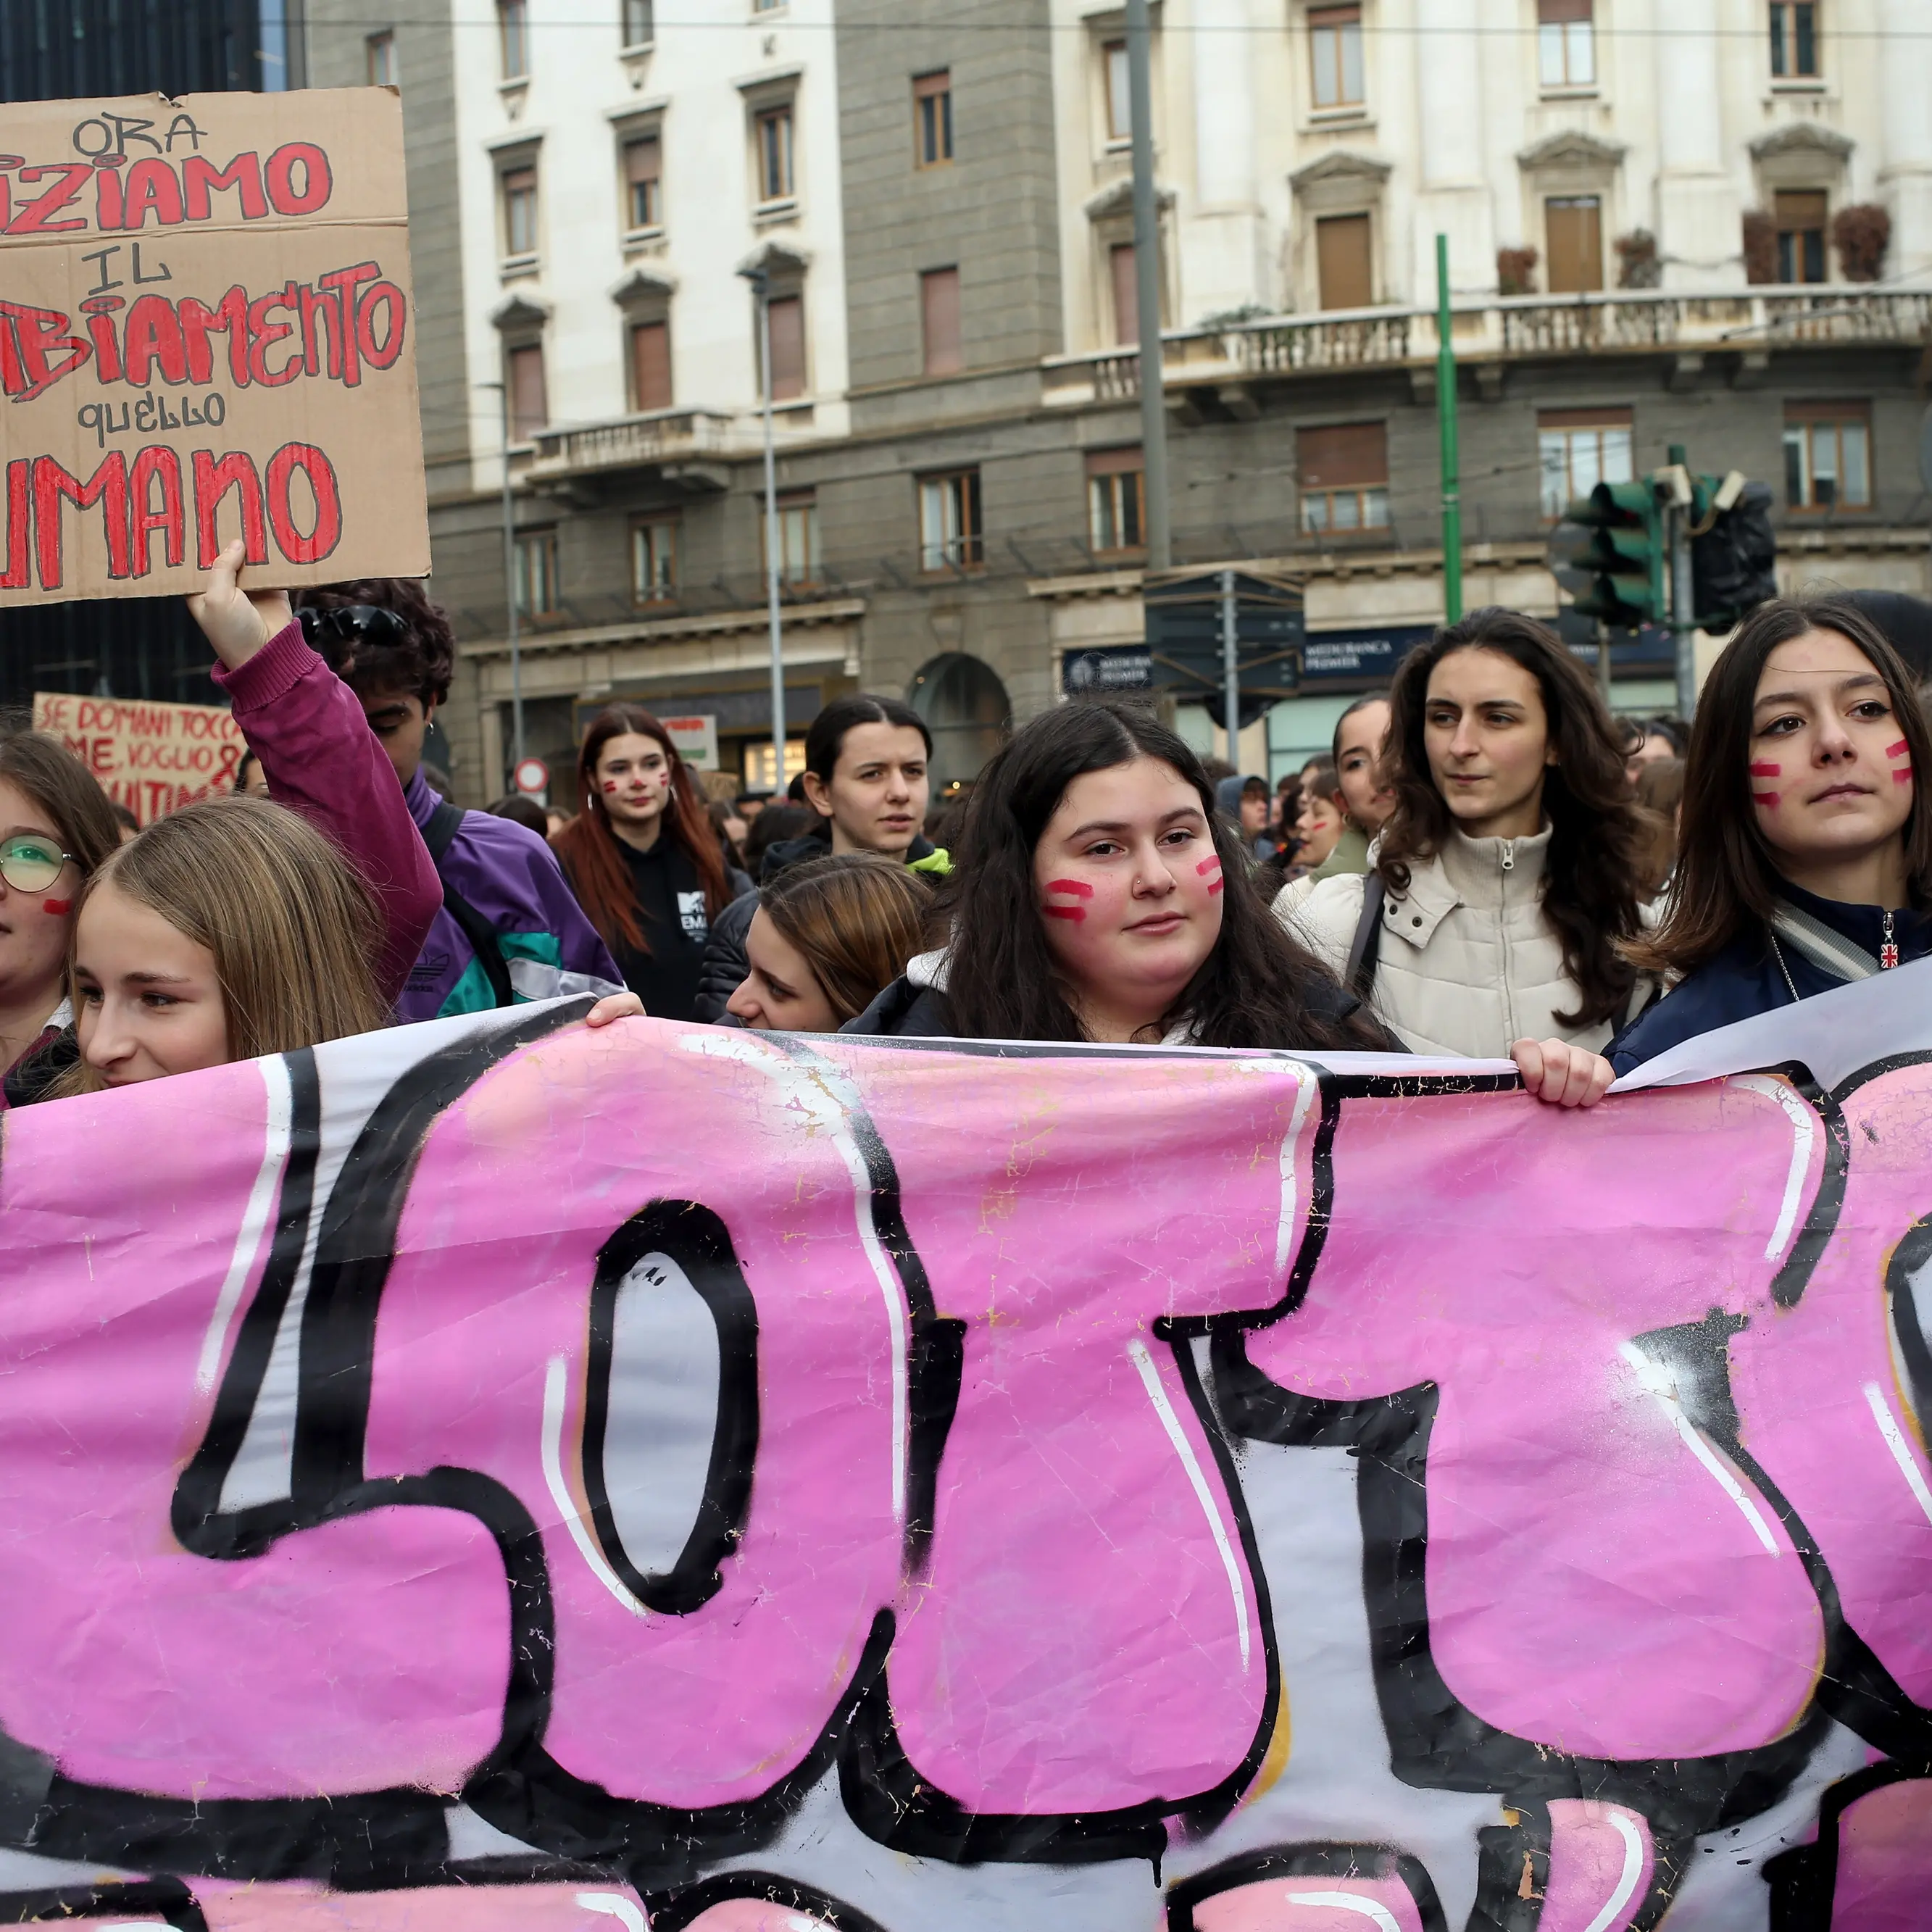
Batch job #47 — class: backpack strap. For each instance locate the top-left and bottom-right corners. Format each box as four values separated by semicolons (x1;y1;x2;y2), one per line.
1344;873;1386;1003
421;799;515;1008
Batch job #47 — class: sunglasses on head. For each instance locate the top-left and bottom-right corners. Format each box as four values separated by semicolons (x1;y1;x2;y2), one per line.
0;833;75;894
297;604;409;646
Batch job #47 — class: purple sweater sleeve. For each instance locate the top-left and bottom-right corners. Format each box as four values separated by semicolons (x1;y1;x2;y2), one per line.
213;620;441;1012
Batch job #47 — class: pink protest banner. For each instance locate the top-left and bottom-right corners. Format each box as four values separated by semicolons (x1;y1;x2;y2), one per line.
32;686;245;823
1;1002;1927;1932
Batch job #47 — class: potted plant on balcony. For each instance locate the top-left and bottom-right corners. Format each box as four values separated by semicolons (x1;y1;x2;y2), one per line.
1741;210;1778;285
1496;246;1538;297
1831;204;1891;283
1614;229;1661;289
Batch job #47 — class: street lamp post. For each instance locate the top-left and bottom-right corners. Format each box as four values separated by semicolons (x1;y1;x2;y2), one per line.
480;379;524;781
739;262;786;794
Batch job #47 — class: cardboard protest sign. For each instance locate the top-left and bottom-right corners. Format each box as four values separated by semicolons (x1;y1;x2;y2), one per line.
3;999;1930;1931
33;686;244;822
0;89;428;603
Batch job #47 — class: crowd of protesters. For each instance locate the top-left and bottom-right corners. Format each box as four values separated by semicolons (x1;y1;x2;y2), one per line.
2;548;1926;1115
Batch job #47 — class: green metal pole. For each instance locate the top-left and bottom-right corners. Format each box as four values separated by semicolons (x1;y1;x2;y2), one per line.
1435;235;1462;623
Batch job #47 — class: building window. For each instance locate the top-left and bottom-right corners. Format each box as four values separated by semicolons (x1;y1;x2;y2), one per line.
624;136;662;232
366;30;397;86
922;267;962;376
1784;404;1870;512
514;529;559;617
1774;191;1828;283
762;491;820;586
1544;195;1604;293
1770;1;1819;78
752;0;784;12
1309;4;1364;109
1298;422;1388;533
755;104;795;204
501;165;538;259
1086;449;1145;556
1315;213;1373;309
621;0;654;48
1536;0;1594;88
499;0;529;79
507;341;547;442
1537;407;1633;520
629;320;672;412
915;70;953;167
763;292;807;401
1103;38;1131;143
920;469;984;572
631;516;678;602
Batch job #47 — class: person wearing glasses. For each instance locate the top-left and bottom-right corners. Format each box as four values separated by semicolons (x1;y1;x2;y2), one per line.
0;734;123;1108
294;579;623;1020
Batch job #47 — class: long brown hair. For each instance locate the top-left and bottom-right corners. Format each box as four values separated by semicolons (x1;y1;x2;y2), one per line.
551;704;729;954
1627;596;1932;978
761;853;930;1026
1377;608;1648;1030
61;796;384;1092
938;698;1387;1049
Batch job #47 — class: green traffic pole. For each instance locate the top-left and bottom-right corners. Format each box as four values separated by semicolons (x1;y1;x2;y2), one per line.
1436;234;1462;624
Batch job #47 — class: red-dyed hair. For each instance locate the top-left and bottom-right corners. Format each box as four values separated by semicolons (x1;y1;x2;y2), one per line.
551;705;730;954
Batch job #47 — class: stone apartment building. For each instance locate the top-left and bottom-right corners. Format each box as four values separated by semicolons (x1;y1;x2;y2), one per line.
301;0;1932;801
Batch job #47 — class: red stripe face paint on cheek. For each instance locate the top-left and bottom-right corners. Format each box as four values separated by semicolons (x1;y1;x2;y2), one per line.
41;899;70;916
1043;878;1091;922
1896;767;1915;784
1196;855;1224;896
1887;740;1909;757
601;780;618;795
1753;793;1780;808
1748;763;1781;778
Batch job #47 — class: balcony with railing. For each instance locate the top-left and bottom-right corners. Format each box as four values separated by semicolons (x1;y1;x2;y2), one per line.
527;407;750;484
1041;287;1932;406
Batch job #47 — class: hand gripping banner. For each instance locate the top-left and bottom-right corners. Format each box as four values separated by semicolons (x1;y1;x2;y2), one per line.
1;993;1928;1932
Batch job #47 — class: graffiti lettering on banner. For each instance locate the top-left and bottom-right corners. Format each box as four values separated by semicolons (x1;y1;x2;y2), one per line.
0;89;428;602
3;999;1931;1931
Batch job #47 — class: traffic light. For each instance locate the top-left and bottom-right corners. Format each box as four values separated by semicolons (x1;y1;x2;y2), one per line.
1547;480;1666;629
1691;475;1778;629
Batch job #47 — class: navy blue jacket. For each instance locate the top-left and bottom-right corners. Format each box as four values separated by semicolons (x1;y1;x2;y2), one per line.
1609;880;1932;1075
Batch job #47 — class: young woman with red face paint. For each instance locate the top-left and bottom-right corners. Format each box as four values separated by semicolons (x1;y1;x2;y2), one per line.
0;734;122;1108
844;699;1385;1051
553;705;753;1024
1613;596;1932;1074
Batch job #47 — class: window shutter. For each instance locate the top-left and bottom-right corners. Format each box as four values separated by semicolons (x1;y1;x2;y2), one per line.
509;344;547;440
1536;0;1592;20
922;268;962;375
767;294;806;400
1315;214;1373;309
1298;422;1387;489
1110;243;1140;346
630;321;671;411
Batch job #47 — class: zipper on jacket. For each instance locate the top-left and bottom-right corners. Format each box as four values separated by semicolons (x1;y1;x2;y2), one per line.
1500;840;1515;872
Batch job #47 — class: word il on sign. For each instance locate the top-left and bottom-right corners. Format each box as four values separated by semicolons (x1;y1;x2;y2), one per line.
0;91;428;604
2;1001;1929;1930
32;688;245;824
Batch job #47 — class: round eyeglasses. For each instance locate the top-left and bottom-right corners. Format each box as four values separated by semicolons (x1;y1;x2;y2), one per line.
0;834;76;894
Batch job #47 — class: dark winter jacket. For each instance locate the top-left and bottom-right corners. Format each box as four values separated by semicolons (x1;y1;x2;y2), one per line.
691;830;949;1024
842;947;1391;1048
1609;878;1932;1075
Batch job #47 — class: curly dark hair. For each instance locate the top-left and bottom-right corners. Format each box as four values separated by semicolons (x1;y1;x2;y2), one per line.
938;698;1386;1050
293;578;457;707
1376;607;1648;1031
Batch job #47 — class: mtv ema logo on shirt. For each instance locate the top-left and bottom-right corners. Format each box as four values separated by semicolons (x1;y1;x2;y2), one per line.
676;890;708;939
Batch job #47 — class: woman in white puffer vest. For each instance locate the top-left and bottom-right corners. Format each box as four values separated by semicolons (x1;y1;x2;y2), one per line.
1283;608;1653;1060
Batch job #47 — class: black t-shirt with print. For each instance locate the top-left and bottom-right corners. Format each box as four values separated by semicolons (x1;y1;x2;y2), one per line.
613;838;716;1025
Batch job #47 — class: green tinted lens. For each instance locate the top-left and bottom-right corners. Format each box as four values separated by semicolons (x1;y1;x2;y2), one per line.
0;836;65;892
